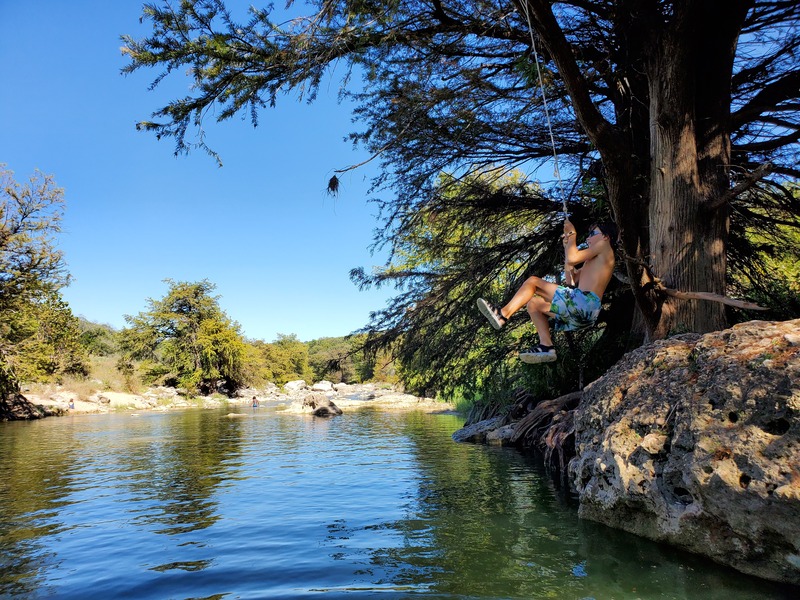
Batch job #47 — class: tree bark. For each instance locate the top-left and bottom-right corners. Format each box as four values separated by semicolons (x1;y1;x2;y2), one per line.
646;2;750;337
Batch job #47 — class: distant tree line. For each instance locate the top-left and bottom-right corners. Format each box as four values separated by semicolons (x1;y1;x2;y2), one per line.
113;278;396;394
0;170;391;399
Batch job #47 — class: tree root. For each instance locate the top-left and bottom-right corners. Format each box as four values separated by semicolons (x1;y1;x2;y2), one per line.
510;390;582;469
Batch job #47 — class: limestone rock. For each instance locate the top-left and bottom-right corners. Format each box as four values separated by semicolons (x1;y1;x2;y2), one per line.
486;423;517;445
91;391;153;409
302;393;342;417
283;380;308;393
142;386;179;403
311;380;335;392
452;416;506;443
569;318;800;585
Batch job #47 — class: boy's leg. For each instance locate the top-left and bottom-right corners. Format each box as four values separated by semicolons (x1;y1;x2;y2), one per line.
520;295;557;363
501;276;559;319
527;296;555;346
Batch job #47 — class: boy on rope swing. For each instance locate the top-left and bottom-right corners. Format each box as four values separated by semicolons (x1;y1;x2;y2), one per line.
477;218;618;364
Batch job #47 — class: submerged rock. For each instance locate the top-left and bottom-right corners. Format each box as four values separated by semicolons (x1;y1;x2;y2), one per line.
452;415;507;444
569;318;800;585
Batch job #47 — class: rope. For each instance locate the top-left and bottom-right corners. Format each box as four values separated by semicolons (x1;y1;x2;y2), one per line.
517;1;569;218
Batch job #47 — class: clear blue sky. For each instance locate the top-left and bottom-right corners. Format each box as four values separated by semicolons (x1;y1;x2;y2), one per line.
0;1;394;342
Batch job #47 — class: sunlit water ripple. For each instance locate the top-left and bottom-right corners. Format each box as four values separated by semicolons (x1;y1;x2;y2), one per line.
1;408;795;599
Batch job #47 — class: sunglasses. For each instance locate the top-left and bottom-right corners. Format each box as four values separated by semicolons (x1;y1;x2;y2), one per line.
587;229;603;238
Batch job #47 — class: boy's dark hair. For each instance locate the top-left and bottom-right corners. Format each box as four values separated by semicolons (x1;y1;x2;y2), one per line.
593;221;619;250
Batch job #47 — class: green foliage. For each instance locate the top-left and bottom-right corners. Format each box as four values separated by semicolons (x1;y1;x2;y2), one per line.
306;333;391;383
307;335;358;383
251;334;314;385
123;1;800;340
349;170;629;406
7;291;89;383
308;335;368;383
118;280;248;394
77;318;119;356
0;166;86;390
729;187;800;322
121;3;798;406
0;165;68;299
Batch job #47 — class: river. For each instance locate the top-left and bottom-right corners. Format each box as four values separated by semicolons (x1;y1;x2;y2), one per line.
0;407;794;599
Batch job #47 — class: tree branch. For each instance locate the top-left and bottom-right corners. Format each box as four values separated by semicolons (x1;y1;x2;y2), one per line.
619;251;768;311
734;128;800;153
708;161;773;211
517;0;619;151
660;287;768;311
730;70;800;128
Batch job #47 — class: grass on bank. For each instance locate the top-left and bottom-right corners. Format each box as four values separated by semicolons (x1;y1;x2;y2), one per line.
23;355;144;401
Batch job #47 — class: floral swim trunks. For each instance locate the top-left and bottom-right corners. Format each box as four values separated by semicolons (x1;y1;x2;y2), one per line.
549;286;601;332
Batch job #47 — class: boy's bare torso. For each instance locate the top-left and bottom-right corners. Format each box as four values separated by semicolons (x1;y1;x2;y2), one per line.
563;219;615;298
576;249;615;297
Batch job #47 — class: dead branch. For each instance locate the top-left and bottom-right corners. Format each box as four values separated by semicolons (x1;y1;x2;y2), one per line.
709;161;773;211
659;287;768;311
617;253;767;311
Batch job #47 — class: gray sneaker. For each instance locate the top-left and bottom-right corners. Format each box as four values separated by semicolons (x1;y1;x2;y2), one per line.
477;298;507;330
519;344;557;364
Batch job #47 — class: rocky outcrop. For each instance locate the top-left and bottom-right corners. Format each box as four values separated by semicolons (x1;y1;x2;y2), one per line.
569;319;800;585
278;383;451;415
10;380;451;419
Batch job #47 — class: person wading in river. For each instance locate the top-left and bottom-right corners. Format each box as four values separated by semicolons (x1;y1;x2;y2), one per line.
477;218;617;363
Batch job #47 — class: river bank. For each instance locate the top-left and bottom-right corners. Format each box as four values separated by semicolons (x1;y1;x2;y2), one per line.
6;379;455;419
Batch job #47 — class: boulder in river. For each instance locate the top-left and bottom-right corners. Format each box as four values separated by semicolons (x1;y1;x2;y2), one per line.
311;380;335;392
284;380;308;393
302;393;343;418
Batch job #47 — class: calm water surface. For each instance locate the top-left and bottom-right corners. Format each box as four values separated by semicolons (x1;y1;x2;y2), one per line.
0;407;795;599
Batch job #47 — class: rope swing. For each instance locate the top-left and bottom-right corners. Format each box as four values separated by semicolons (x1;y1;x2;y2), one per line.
517;1;569;218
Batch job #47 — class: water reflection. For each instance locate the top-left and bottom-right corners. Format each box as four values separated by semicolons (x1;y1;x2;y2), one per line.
0;419;87;596
0;409;796;599
1;411;250;593
118;411;247;536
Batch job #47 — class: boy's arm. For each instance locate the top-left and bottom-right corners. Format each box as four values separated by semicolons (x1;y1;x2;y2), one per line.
563;222;603;266
565;241;602;266
562;219;580;276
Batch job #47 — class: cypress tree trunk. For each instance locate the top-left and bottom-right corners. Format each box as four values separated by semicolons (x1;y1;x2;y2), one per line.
647;62;728;336
644;2;745;337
